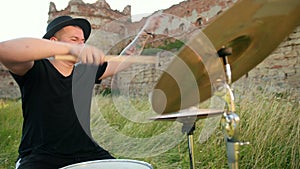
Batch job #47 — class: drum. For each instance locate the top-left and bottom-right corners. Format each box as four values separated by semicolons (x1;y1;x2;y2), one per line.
60;159;153;169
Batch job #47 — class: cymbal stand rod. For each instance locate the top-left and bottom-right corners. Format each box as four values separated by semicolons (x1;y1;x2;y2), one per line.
218;47;249;169
218;46;233;84
222;84;240;169
188;134;195;169
182;122;196;169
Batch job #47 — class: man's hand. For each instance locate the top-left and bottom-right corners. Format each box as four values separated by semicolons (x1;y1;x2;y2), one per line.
69;44;105;65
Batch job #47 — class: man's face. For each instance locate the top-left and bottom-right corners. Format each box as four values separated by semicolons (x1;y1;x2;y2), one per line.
52;25;85;44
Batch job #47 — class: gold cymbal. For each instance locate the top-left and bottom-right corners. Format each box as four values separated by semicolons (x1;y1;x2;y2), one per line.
203;0;300;82
152;0;300;114
150;108;224;122
151;30;225;114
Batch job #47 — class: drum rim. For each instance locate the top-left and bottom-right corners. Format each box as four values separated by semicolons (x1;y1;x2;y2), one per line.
60;159;153;169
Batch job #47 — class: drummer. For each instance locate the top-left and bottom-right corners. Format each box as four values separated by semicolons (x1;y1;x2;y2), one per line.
0;15;160;169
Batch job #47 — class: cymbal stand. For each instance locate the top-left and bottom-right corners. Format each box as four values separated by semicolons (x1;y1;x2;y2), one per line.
179;117;197;169
218;47;249;169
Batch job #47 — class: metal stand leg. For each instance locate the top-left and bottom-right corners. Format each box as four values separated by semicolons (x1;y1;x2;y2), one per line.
182;123;196;169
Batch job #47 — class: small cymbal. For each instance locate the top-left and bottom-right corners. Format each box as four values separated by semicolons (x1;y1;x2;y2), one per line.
150;107;224;123
151;0;300;114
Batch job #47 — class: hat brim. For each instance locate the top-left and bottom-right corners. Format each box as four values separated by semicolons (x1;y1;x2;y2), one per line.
43;18;91;41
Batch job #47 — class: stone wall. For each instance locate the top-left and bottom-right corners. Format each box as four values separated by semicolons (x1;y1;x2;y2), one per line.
0;64;20;98
240;26;300;91
0;0;299;98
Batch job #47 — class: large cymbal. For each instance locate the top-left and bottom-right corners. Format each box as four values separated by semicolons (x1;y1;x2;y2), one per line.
151;0;300;114
151;30;225;114
203;0;300;83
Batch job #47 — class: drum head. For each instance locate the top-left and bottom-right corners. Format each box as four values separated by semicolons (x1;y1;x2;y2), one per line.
60;159;153;169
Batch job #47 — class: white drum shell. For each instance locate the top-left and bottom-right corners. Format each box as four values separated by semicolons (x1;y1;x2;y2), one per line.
60;159;153;169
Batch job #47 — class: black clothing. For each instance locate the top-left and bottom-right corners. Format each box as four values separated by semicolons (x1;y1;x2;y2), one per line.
11;59;113;168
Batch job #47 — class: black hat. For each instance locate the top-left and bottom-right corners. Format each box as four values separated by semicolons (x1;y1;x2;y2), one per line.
43;15;91;41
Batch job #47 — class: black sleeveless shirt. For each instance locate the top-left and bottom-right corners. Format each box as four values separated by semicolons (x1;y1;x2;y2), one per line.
11;59;109;158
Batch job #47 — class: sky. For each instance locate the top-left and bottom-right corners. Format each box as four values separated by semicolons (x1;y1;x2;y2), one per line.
0;0;184;42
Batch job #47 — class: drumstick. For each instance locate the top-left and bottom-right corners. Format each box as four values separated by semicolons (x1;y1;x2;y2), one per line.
54;55;157;64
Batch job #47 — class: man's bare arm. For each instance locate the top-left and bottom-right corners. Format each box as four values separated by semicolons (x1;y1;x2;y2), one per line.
0;38;104;75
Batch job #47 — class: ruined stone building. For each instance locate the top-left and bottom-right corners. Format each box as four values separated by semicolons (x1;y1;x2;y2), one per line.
0;0;299;98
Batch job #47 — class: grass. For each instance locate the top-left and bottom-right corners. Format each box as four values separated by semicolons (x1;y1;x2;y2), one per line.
0;80;299;169
0;99;22;169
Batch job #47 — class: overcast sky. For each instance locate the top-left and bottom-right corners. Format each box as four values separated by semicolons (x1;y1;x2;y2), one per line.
0;0;183;42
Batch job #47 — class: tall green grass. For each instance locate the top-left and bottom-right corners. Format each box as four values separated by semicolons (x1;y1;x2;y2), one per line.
0;81;299;169
0;99;22;169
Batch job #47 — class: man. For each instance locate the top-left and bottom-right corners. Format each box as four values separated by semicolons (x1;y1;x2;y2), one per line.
0;15;161;169
0;15;117;169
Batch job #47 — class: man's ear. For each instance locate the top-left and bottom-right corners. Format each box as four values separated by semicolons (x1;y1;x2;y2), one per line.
49;36;58;41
